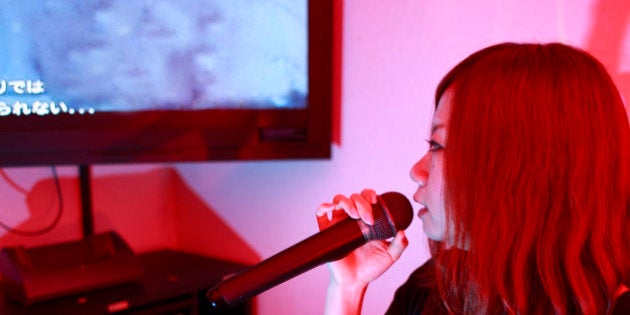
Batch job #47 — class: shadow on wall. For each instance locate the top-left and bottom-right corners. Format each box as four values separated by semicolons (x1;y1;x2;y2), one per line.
587;0;630;112
0;167;260;266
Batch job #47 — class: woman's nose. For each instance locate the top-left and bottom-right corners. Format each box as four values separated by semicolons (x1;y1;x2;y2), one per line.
410;154;429;186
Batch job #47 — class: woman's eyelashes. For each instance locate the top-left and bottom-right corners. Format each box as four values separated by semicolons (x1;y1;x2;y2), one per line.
426;139;444;152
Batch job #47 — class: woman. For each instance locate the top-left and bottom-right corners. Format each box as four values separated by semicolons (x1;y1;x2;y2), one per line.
316;43;630;314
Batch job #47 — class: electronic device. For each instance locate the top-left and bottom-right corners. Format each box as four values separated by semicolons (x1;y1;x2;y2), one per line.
0;231;142;305
0;0;336;166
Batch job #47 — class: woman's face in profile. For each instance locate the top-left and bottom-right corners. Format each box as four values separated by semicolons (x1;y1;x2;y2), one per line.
410;90;451;242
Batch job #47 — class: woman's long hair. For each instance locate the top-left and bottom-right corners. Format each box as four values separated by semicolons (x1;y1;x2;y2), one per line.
432;43;630;314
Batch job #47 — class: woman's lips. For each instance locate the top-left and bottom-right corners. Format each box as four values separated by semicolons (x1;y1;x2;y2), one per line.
417;207;428;218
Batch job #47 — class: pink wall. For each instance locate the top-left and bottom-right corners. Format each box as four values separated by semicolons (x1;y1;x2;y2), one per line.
0;1;628;314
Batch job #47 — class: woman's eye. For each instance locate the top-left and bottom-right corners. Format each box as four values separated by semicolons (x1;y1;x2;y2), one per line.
425;139;443;152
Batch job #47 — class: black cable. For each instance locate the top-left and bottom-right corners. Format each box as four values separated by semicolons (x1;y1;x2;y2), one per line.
0;166;64;236
0;168;29;195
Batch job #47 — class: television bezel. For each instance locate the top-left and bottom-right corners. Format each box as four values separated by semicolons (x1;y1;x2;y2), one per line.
0;0;335;166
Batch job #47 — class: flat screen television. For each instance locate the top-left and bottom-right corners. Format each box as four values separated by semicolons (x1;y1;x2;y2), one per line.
0;0;336;166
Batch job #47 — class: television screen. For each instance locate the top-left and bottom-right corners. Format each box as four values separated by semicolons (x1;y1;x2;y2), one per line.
0;0;334;166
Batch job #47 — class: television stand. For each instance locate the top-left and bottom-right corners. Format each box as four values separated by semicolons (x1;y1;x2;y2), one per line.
79;164;95;237
0;250;252;314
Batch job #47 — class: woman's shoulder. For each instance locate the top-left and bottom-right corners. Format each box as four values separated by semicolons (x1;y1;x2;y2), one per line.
613;289;630;314
385;259;437;315
401;258;436;288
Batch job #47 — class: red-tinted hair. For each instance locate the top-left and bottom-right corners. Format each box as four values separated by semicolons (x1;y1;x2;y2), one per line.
432;43;630;314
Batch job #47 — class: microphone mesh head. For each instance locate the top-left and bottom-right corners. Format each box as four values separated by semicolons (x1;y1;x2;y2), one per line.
380;192;413;230
370;192;413;240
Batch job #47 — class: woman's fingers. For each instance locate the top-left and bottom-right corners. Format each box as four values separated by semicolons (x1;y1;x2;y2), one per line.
387;231;409;261
315;202;336;217
316;202;338;230
360;189;378;204
316;202;348;230
316;189;379;229
333;194;359;219
351;193;374;225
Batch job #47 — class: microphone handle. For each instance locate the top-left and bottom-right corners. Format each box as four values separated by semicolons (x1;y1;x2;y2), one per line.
207;218;369;311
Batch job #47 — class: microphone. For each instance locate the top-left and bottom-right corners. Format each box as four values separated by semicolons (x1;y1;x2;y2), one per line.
206;191;413;312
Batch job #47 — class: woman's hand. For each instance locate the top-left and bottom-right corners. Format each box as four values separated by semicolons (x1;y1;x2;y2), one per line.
316;189;409;314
